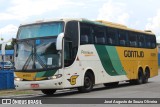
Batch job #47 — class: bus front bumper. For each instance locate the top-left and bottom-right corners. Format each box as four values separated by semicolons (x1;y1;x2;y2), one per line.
14;78;63;90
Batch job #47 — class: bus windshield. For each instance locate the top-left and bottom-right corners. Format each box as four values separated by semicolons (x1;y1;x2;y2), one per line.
15;22;64;71
15;37;61;71
18;22;64;39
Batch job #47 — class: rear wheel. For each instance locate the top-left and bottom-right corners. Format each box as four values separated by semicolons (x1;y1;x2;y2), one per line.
143;68;150;83
41;89;56;95
78;72;94;93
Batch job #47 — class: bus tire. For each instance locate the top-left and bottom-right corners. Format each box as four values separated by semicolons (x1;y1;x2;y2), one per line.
104;82;119;87
78;72;94;93
143;68;150;83
136;68;144;84
41;89;56;95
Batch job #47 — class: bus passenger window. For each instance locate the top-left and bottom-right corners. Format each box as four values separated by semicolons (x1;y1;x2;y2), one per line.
108;37;113;44
145;35;151;48
107;28;118;45
95;36;105;44
118;30;127;46
81;35;89;44
151;35;156;48
80;23;93;45
128;32;137;47
94;26;106;44
138;35;145;48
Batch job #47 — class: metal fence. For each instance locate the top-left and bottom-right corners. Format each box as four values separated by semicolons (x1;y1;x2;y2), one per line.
0;70;14;90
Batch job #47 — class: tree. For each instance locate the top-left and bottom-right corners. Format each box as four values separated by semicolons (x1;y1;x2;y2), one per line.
0;38;3;41
0;41;14;50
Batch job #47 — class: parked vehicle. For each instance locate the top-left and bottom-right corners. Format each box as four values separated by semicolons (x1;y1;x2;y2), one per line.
0;61;14;70
14;19;158;95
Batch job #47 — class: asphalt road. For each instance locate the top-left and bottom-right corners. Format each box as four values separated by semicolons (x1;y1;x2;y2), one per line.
1;70;160;107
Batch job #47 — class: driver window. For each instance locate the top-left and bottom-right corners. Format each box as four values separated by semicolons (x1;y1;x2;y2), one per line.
64;40;72;66
64;21;79;67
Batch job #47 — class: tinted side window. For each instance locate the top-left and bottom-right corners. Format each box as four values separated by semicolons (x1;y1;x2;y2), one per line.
145;35;151;48
107;28;118;45
118;30;127;46
128;32;137;47
138;34;145;48
93;26;106;44
151;35;156;48
80;23;93;44
64;21;79;67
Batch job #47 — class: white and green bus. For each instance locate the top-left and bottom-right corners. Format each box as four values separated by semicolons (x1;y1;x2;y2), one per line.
14;18;158;95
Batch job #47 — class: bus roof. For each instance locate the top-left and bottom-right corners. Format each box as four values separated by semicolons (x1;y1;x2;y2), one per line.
81;19;154;35
20;18;155;35
20;18;83;26
95;20;154;35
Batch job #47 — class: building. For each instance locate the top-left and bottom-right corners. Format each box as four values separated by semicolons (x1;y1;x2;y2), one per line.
0;50;14;62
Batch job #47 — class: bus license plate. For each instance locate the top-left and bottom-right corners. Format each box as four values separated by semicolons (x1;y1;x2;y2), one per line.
31;84;39;88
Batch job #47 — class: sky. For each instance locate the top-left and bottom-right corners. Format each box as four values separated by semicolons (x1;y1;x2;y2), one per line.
0;0;160;43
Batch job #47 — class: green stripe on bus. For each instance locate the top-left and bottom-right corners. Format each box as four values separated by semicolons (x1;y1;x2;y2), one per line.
105;46;126;75
36;70;57;77
95;45;118;76
95;45;126;76
36;71;46;77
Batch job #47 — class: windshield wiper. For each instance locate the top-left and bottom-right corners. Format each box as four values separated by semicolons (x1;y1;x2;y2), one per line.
22;53;32;70
22;41;48;71
21;41;33;71
36;53;47;70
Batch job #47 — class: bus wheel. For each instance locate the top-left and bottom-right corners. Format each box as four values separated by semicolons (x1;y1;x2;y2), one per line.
136;68;144;84
104;82;119;87
41;89;56;95
78;72;94;93
143;68;150;83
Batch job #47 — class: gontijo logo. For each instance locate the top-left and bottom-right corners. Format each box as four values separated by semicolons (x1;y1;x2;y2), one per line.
124;50;144;58
67;75;79;85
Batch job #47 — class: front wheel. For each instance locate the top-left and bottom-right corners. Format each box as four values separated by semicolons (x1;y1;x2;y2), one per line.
78;72;94;93
41;89;56;95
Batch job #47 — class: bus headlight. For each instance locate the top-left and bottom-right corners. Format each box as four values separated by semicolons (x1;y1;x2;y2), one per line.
48;74;62;80
14;77;23;81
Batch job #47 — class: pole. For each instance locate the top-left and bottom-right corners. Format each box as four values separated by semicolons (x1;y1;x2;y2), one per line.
1;39;12;69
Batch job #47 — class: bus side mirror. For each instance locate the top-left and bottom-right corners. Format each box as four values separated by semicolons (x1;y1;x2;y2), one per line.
56;33;64;50
12;38;18;57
